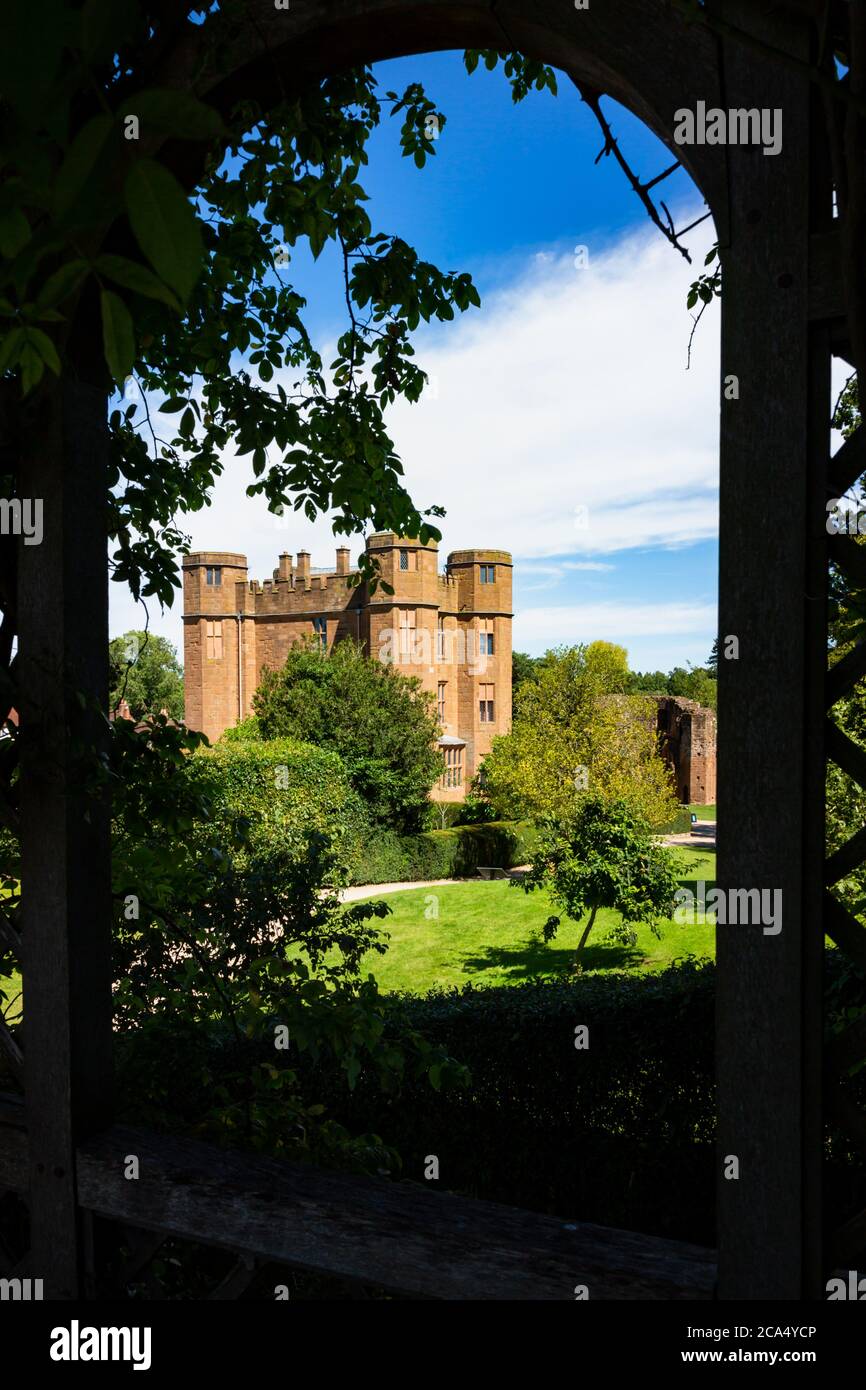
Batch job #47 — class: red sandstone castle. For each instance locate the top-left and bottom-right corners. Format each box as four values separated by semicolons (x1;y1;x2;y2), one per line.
183;533;513;799
656;695;717;805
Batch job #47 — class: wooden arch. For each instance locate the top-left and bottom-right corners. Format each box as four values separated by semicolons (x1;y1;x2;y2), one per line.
0;0;856;1302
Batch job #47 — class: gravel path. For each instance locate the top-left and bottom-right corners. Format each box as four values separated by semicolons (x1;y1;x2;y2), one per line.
339;877;465;903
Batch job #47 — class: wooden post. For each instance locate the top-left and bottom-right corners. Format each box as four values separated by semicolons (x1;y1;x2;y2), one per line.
715;2;824;1298
18;361;113;1299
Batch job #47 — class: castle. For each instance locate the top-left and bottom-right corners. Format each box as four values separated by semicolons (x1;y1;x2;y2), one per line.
656;696;717;805
182;534;513;799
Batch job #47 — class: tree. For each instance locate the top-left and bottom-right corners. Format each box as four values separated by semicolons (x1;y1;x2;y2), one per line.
584;640;629;693
521;795;681;971
627;669;670;696
109;630;184;720
481;645;677;827
252;638;443;832
511;651;541;698
628;662;717;711
667;664;717;712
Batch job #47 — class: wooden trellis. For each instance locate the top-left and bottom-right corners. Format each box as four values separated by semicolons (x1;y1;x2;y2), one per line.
0;0;863;1300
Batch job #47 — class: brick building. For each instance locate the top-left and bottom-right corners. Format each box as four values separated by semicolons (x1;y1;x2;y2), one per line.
182;533;513;799
656;695;717;805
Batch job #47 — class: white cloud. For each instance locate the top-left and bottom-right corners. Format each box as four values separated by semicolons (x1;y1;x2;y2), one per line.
514;600;717;649
109;216;720;662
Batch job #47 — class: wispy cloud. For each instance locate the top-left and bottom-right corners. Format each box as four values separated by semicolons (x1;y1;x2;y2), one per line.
514;600;717;650
109;217;721;669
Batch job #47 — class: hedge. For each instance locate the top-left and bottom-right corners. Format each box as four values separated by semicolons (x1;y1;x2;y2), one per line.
657;807;695;835
297;961;718;1244
187;737;360;860
347;820;539;885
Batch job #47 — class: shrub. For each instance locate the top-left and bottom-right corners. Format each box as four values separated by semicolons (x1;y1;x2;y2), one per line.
252;638;443;832
295;961;717;1243
220;716;262;743
349;820;539;885
108;720;467;1169
186;736;357;867
657;807;693;835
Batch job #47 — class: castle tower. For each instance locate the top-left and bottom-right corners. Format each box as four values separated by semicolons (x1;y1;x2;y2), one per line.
443;549;513;791
364;532;441;682
182;552;251;742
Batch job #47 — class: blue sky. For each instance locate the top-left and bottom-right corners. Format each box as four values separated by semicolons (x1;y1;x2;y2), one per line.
113;50;721;673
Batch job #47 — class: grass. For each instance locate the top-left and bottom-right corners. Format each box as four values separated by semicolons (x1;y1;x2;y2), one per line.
350;846;717;994
689;803;716;822
0;968;21;1024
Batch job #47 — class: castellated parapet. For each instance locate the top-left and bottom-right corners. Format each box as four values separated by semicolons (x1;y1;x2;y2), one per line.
183;534;513;799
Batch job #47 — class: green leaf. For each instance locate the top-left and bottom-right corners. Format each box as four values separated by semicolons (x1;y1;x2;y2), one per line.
53;114;114;219
95;253;181;311
100;289;135;384
19;343;43;396
120;89;225;142
35;259;89;311
0;207;31;259
0;327;25;375
22;327;61;376
124;160;203;302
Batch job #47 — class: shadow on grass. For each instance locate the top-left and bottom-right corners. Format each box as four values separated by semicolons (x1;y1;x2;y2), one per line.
457;934;643;982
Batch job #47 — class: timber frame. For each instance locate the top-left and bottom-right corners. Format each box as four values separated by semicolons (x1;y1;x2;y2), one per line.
0;0;862;1299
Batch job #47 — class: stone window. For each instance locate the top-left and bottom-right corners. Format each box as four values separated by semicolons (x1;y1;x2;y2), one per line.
479;618;494;655
441;745;463;789
480;564;495;584
312;616;327;649
479;682;495;722
398;608;416;660
205;621;223;660
399;548;409;571
437;682;447;722
205;565;222;586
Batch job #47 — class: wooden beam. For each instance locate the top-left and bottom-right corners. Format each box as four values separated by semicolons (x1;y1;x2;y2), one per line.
17;364;114;1299
809;230;845;322
0;1021;23;1084
823;892;866;975
0;1123;716;1299
825;717;866;790
828;424;865;500
715;0;825;1300
72;1126;715;1300
827;639;866;707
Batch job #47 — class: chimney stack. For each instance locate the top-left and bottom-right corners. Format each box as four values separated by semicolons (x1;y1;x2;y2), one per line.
295;550;310;581
336;546;350;576
277;552;293;581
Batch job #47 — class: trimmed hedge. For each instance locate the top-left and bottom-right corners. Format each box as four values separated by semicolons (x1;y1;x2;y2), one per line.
348;820;539;885
299;961;717;1243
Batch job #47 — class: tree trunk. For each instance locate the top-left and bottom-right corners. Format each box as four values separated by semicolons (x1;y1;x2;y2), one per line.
573;905;598;971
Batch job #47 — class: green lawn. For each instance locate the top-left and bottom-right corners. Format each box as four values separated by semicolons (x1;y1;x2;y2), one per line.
0;968;21;1023
689;803;716;822
350;846;717;993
